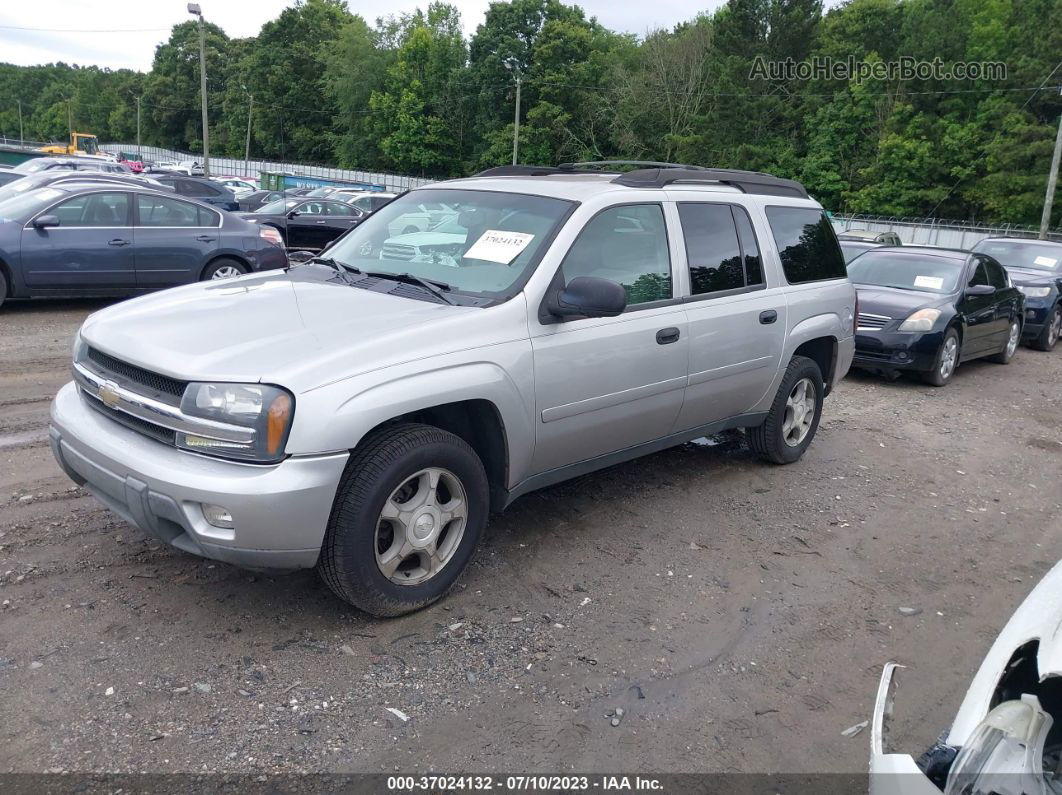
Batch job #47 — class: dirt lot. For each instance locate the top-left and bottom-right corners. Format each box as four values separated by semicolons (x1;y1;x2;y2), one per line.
1;298;1061;776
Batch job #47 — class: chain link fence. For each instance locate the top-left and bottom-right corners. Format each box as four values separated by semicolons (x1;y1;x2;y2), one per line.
832;213;1062;247
100;143;437;194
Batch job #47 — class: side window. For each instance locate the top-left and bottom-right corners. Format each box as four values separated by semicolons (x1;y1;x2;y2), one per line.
678;203;743;294
734;207;763;285
984;258;1008;289
50;192;129;227
968;261;989;287
137;194;201;227
321;202;352;217
197;206;220;227
765;207;847;283
561;204;671;306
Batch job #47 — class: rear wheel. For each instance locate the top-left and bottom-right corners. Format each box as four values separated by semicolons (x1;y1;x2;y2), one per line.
922;328;960;387
988;317;1021;364
746;355;824;464
1032;305;1061;352
317;423;489;617
201;258;248;281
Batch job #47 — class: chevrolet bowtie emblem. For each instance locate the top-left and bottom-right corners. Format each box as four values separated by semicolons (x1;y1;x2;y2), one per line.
98;381;121;409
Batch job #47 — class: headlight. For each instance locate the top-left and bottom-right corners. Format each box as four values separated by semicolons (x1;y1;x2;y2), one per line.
177;382;294;463
898;307;942;332
1018;286;1052;298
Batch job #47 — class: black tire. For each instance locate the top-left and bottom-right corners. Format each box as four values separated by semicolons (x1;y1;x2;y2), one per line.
921;327;960;387
0;268;6;310
746;355;824;465
200;258;249;281
317;423;489;617
1031;304;1061;352
987;316;1021;364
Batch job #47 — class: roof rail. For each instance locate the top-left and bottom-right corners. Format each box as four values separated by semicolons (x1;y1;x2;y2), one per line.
474;165;606;178
612;167;808;198
555;160;706;171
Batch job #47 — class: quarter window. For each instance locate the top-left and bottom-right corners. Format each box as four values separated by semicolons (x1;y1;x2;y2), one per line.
765;207;847;284
678;203;763;295
968;261;989;287
984;258;1008;289
561;204;672;306
50;192;129;227
137;194;214;227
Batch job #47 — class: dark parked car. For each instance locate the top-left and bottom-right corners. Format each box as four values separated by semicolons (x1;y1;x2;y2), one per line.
150;174;239;211
971;237;1062;351
238;189;287;212
839;239;882;263
0;183;287;308
0;171;174;205
849;246;1024;386
240;197;365;250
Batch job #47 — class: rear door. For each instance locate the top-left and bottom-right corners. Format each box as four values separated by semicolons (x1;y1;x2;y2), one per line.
20;190;135;288
674;201;787;429
132;193;219;286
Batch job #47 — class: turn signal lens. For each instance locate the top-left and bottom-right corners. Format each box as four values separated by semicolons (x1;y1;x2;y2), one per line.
266;392;293;457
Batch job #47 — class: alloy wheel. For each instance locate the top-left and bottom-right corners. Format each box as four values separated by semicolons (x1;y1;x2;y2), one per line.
782;377;817;447
1005;319;1020;358
211;265;243;280
940;336;958;381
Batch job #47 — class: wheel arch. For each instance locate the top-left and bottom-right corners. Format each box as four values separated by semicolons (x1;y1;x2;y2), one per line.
792;337;837;394
200;253;251;280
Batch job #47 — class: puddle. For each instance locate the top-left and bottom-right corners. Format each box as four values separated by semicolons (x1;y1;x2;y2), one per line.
0;429;48;449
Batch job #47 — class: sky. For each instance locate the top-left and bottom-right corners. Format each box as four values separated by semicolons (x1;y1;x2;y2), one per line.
0;0;728;73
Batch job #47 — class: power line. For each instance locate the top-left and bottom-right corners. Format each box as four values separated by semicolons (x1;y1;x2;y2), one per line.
0;25;170;33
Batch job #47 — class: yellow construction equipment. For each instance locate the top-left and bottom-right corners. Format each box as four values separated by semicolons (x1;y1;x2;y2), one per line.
38;132;102;157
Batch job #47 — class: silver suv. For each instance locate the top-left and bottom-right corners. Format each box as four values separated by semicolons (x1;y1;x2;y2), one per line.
49;163;855;616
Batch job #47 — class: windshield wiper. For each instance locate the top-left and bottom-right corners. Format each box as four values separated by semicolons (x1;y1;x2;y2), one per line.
311;256;362;284
365;271;458;305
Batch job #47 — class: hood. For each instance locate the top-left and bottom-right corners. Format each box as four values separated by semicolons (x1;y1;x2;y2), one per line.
855;285;950;318
947;559;1062;747
1004;267;1061;287
80;265;501;393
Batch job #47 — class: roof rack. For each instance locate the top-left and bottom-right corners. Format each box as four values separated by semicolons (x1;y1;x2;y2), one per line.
612;167;808;198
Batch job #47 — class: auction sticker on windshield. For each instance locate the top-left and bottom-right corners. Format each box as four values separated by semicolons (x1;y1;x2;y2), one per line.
464;230;535;264
914;275;944;289
1034;255;1058;267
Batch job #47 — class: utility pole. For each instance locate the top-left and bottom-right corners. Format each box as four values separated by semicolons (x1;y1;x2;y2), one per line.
1040;85;1062;240
135;95;142;161
188;3;210;177
504;57;521;165
66;99;72;140
16;100;23;149
243;85;253;178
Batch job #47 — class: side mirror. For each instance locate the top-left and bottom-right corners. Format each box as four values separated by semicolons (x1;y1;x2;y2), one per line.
286;210;300;219
965;284;996;297
33;214;59;229
548;276;627;319
287;250;314;264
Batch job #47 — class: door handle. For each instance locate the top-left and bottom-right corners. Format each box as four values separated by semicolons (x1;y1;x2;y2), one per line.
196;235;215;242
656;327;681;345
108;239;130;247
759;310;778;324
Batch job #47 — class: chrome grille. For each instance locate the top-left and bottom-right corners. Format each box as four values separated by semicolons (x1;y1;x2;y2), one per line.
86;347;186;402
856;313;891;331
381;244;415;261
83;392;177;445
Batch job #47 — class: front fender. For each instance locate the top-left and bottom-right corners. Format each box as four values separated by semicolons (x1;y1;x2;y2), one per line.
285;345;535;488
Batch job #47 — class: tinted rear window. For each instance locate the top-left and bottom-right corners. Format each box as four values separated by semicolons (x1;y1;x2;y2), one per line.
766;207;847;284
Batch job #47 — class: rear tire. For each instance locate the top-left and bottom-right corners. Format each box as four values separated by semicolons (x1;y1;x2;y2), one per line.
921;328;960;387
746;355;824;464
0;268;7;309
1031;305;1061;352
987;317;1021;364
201;258;248;281
317;423;489;617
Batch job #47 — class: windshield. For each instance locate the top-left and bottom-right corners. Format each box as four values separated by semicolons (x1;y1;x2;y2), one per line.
0;187;65;222
972;240;1062;272
306;187;336;197
256;198;299;214
840;243;875;263
322;188;573;299
847;250;964;293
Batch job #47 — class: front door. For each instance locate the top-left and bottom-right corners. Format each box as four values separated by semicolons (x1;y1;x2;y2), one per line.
673;202;787;428
530;203;688;475
960;260;999;356
21;191;135;288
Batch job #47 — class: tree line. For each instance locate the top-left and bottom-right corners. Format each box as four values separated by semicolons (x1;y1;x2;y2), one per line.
0;0;1060;226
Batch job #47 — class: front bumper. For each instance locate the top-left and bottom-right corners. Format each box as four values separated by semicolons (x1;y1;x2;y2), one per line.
853;330;944;373
50;381;348;570
1021;302;1051;339
869;663;942;795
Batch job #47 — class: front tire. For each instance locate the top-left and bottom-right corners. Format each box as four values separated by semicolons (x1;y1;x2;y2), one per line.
921;327;960;387
746;355;824;464
988;317;1021;364
317;423;489;617
1032;305;1061;352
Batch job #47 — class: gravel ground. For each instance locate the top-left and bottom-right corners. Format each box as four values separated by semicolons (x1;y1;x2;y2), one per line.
1;297;1060;775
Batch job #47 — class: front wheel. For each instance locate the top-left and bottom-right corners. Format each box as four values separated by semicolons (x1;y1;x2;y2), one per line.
1032;305;1061;352
317;423;489;617
746;355;824;464
988;317;1021;364
921;327;960;387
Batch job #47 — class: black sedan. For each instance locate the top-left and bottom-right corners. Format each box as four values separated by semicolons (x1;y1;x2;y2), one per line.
150;174;239;211
0;182;287;308
237;189;287;212
240;198;365;251
849;247;1025;386
971;237;1062;351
